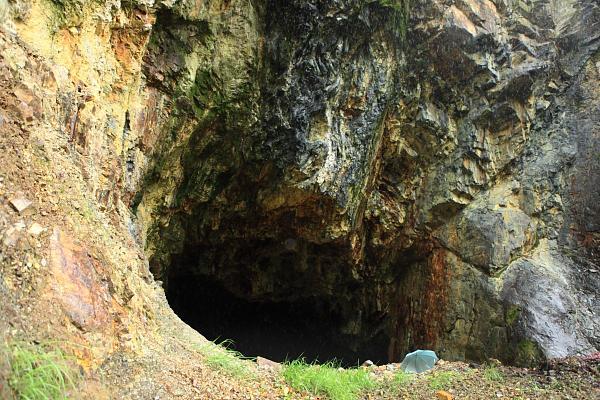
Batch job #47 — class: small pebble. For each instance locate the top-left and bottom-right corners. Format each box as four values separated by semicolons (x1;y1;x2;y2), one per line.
28;222;45;236
9;197;32;213
362;360;374;367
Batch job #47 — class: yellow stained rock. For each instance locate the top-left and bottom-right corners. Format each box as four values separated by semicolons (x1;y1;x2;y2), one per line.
436;390;454;400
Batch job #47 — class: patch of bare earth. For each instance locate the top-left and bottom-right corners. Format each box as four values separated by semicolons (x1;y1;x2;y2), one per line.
364;356;599;400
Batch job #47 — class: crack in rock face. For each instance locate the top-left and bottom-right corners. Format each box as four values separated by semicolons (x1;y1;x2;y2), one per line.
132;0;600;364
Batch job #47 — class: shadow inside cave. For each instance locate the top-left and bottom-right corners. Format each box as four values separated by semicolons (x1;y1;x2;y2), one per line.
165;270;388;367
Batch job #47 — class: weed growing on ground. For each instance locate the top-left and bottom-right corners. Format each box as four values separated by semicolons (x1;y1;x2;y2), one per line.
428;370;460;390
393;369;413;386
283;359;375;400
4;341;76;400
379;369;414;396
483;365;504;382
193;339;254;379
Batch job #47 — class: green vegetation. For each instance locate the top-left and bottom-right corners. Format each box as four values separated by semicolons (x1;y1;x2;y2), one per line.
393;369;412;386
44;0;90;34
379;369;413;396
4;341;76;400
374;0;412;39
428;370;460;390
505;305;521;326
483;365;504;382
282;360;376;400
516;340;543;367
193;339;254;379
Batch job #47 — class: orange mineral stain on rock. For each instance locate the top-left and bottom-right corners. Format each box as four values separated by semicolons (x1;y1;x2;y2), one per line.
436;390;453;400
48;228;118;332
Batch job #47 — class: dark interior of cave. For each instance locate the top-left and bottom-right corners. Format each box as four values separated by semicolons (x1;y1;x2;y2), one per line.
165;266;389;367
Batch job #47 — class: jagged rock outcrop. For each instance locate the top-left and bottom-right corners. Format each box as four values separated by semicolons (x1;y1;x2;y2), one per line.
134;0;600;364
3;0;598;366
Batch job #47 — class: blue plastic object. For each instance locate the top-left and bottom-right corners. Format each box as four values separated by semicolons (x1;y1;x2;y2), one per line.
400;349;439;373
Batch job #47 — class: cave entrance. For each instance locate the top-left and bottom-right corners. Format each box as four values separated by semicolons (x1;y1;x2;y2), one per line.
165;267;389;367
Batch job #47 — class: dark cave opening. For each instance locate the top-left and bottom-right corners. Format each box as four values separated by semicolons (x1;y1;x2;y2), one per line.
165;266;390;367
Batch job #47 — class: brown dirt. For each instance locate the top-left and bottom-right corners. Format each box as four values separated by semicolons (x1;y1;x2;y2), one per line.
365;357;599;400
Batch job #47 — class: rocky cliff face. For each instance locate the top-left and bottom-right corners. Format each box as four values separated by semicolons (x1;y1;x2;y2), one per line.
2;0;599;367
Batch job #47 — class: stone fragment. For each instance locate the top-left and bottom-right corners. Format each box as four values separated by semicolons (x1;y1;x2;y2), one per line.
536;99;550;110
2;43;27;71
28;223;45;236
436;390;453;400
2;221;26;246
9;198;32;213
16;101;34;121
362;359;374;367
13;86;35;104
12;85;41;122
501;249;597;360
13;221;26;230
256;356;281;370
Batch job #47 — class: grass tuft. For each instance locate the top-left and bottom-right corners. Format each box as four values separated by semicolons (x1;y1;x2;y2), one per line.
193;339;254;379
483;365;504;382
393;369;413;386
5;341;75;400
428;371;459;390
282;359;375;400
381;369;414;396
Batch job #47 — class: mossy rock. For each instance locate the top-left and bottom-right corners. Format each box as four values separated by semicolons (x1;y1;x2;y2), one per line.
45;0;97;30
515;339;544;367
370;0;412;40
505;305;521;326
